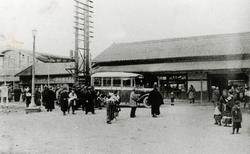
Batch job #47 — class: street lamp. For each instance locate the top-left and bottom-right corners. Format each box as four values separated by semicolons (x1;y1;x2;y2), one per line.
25;29;41;113
29;29;37;108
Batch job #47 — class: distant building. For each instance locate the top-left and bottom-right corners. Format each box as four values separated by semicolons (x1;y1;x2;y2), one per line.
92;32;250;101
16;62;75;88
0;48;74;87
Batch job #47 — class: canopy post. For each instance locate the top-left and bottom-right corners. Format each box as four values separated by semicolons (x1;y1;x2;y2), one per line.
200;73;203;104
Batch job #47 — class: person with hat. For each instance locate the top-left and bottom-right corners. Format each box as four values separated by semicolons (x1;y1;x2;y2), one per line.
231;100;242;134
148;84;164;118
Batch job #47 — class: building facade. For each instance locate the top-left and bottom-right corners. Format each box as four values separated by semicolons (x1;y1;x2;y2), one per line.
0;48;74;87
16;62;75;88
92;32;250;101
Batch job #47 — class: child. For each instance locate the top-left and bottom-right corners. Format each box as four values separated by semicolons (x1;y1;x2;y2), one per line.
170;91;175;106
214;102;222;125
231;101;242;134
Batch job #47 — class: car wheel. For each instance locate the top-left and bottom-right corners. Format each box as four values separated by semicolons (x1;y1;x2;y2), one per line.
143;96;150;108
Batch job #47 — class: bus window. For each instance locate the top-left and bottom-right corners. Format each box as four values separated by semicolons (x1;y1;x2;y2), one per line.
103;77;111;87
123;78;131;87
93;77;102;87
113;78;121;87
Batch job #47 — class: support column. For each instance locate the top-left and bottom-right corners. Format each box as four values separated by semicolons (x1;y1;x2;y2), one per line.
200;77;203;104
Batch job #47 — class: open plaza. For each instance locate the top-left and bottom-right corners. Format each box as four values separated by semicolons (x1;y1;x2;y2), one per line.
0;101;249;154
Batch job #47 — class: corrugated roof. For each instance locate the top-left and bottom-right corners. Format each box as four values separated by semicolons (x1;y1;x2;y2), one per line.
16;62;74;76
93;32;250;63
92;59;250;73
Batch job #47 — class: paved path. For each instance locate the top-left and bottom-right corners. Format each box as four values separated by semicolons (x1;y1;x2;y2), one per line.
0;102;250;154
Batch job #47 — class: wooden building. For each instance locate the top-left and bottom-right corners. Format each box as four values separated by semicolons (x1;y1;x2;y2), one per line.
92;32;250;101
16;62;74;88
0;48;74;87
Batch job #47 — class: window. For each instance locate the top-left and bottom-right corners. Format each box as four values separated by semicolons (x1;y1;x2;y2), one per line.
94;77;102;87
123;78;131;87
113;78;121;87
103;77;111;87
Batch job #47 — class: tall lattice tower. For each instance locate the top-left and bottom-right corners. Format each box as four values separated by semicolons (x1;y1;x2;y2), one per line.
73;0;93;86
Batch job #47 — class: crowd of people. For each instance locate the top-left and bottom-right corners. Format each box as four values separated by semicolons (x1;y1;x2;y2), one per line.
1;82;247;130
212;86;246;134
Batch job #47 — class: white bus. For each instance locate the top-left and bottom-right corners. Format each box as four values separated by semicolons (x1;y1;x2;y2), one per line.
91;72;152;107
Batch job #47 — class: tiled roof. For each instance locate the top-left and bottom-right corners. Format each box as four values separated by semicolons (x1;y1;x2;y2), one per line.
93;32;250;63
16;62;74;76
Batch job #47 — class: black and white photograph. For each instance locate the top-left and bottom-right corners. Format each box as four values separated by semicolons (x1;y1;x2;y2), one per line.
0;0;250;153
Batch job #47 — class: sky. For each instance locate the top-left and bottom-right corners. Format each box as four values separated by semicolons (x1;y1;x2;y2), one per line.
0;0;250;58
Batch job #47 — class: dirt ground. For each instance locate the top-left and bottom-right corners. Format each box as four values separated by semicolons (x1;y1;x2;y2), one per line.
0;102;250;154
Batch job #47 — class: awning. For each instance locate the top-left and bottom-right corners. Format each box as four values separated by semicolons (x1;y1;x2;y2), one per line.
91;72;141;78
92;60;250;73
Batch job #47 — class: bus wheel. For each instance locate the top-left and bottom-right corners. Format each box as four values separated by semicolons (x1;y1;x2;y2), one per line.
143;96;150;108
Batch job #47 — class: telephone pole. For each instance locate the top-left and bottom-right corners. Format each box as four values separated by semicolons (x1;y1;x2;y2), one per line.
73;0;93;86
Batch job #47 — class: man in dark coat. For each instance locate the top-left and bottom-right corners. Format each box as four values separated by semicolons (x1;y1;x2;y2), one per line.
78;86;86;111
14;87;22;102
148;84;164;118
34;88;41;106
43;87;56;112
60;87;69;116
85;87;95;115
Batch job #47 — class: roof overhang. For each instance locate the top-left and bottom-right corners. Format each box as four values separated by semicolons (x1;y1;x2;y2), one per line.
92;60;250;74
91;72;142;78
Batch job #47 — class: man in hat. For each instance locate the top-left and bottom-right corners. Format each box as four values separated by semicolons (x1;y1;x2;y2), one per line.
148;84;164;118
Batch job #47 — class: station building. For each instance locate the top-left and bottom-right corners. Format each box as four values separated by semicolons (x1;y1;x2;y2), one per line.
92;32;250;101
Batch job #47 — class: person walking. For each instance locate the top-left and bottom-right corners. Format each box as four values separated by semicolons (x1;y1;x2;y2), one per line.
34;88;41;106
211;86;220;107
170;91;175;106
187;85;196;104
85;87;95;115
60;87;69;116
42;86;49;109
113;91;121;119
231;101;242;134
0;84;9;108
148;84;164;118
44;87;56;112
129;88;139;118
68;89;77;114
25;87;32;108
106;94;114;124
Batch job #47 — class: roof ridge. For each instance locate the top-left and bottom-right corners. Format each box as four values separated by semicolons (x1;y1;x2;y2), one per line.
114;31;250;45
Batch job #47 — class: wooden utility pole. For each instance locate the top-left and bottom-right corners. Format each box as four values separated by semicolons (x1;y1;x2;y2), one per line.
84;0;90;86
